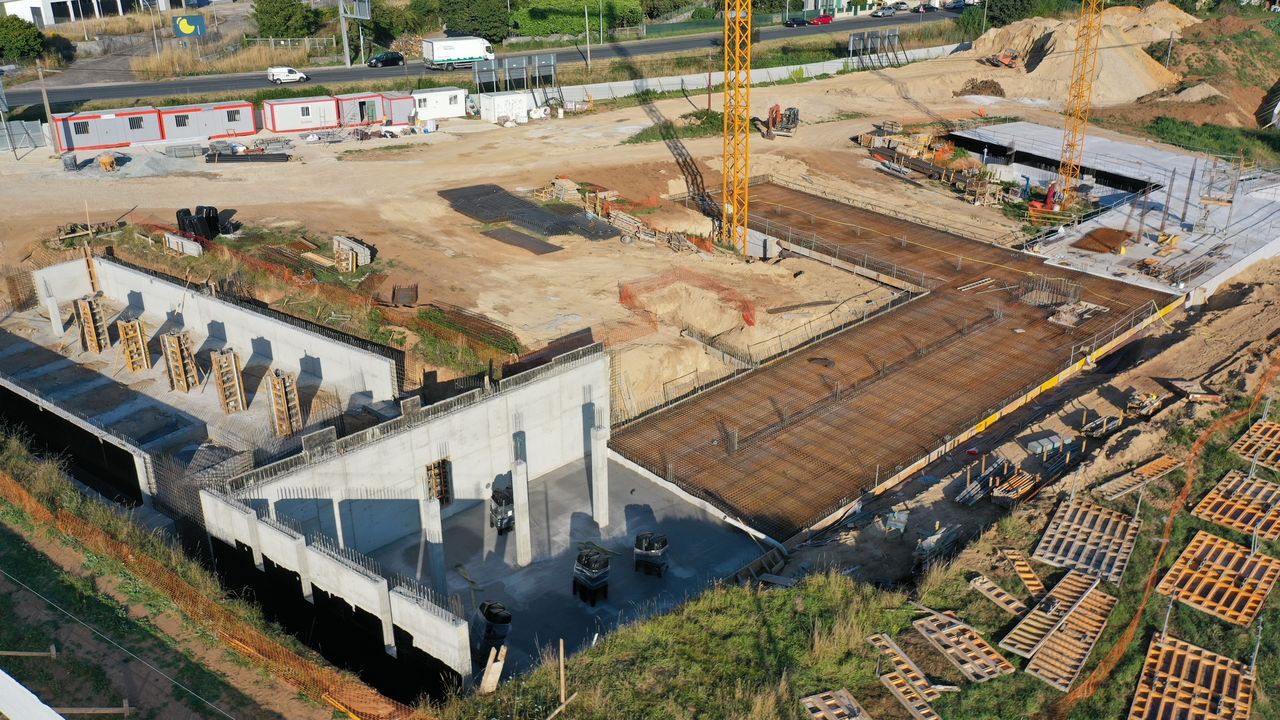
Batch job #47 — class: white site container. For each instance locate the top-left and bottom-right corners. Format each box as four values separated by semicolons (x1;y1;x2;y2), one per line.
477;91;533;125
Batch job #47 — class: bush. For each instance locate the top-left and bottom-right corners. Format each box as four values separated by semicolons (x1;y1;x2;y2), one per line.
442;0;510;41
512;0;644;36
641;0;684;18
691;6;717;19
957;6;986;36
0;15;44;60
251;0;321;38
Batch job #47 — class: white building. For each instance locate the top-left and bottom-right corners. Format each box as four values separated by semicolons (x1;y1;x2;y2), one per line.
411;87;468;122
262;96;340;133
1;0;175;28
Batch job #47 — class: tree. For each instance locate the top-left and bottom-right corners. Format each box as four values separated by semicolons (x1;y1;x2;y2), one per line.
251;0;322;38
987;0;1034;27
0;16;44;61
442;0;509;41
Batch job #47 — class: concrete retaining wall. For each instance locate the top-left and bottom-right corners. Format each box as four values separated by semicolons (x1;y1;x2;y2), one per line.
239;347;611;521
200;488;472;676
33;259;399;402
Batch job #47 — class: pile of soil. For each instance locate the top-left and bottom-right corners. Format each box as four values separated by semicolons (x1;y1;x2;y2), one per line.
1072;227;1132;254
955;79;1006;98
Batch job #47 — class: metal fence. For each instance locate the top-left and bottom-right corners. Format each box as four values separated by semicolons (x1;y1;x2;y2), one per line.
0;120;46;152
243;36;339;52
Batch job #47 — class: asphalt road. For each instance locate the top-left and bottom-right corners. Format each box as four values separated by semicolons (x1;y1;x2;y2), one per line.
4;10;961;108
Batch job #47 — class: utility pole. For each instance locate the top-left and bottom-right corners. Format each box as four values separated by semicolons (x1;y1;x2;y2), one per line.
0;76;16;160
599;0;604;45
339;1;352;67
36;62;56;152
584;5;591;72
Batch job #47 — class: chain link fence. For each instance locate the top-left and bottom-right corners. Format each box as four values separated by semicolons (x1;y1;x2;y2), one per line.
0;120;47;153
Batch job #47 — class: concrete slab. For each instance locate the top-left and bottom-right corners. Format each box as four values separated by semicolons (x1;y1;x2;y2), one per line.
366;458;761;674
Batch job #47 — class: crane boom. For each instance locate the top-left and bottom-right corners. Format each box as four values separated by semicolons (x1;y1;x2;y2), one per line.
1057;0;1105;208
722;0;752;255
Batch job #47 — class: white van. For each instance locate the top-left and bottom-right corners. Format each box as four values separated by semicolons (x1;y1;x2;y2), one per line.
267;66;309;84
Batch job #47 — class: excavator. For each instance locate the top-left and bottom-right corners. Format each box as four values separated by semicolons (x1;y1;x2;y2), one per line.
980;48;1020;69
751;104;800;140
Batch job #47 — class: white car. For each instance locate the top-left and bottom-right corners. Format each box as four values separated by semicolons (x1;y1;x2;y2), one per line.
267;66;309;84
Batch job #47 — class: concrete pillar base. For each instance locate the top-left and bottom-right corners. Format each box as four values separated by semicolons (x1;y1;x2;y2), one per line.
590;425;609;529
422;497;447;598
512;459;532;567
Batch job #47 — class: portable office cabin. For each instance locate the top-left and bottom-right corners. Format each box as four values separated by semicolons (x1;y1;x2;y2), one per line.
477;91;532;124
335;92;384;126
159;101;256;142
380;92;416;126
52;106;162;152
262;96;340;133
411;87;468;121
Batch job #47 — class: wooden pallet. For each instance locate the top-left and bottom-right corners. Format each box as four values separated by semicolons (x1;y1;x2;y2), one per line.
867;634;940;701
1232;420;1280;473
969;574;1027;616
1032;499;1142;584
1001;549;1047;599
800;689;874;719
1093;455;1181;501
1023;585;1117;692
879;672;939;720
1126;634;1254;720
999;571;1099;658
913;610;1015;683
1192;469;1280;541
1157;530;1280;625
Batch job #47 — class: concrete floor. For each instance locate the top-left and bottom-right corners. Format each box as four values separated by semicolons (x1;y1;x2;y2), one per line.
366;458;762;674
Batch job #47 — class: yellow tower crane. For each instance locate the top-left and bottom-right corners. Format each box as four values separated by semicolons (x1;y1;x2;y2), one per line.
1056;0;1106;209
722;0;753;255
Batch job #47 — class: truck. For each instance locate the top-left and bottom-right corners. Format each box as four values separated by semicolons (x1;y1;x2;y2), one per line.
422;37;495;70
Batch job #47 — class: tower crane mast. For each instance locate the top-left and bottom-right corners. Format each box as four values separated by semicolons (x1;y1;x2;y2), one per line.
722;0;753;255
1056;0;1106;208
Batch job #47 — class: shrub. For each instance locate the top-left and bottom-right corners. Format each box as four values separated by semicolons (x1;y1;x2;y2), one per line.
691;6;717;19
513;0;644;36
0;15;44;60
251;0;321;38
442;0;510;41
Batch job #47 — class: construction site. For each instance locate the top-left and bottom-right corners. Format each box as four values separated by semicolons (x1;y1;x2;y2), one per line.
0;0;1279;718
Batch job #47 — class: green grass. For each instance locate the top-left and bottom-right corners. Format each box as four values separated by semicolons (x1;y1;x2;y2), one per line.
623;108;723;144
1145;117;1280;165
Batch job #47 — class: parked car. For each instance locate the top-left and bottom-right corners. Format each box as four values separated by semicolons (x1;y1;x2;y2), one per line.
367;51;404;68
912;4;938;11
810;13;835;24
267;66;308;84
944;0;966;9
870;5;897;16
892;1;912;9
783;16;809;26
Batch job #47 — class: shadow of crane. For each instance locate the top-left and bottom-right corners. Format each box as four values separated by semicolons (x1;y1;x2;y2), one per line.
608;40;721;230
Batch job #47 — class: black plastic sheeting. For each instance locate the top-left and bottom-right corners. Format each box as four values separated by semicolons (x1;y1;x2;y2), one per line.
439;184;619;241
205;152;290;163
481;227;561;255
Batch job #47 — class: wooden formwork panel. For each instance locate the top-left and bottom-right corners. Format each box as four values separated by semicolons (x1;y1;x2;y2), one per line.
1002;549;1047;599
1157;530;1280;625
991;470;1039;505
912;611;1015;683
1093;455;1181;501
1232;420;1280;473
879;672;939;720
115;319;150;373
1023;585;1117;692
1192;469;1280;541
800;689;874;719
867;634;941;701
969;574;1027;616
1000;570;1099;658
1126;634;1254;720
1032;499;1142;584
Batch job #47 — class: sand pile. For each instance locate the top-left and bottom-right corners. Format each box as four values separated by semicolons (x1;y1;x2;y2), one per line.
950;1;1193;106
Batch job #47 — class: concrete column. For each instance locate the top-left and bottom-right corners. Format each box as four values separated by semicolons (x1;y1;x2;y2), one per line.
133;453;154;508
375;582;397;657
293;535;314;602
590;425;609;529
45;297;63;336
420;497;446;598
331;498;346;549
512;460;532;567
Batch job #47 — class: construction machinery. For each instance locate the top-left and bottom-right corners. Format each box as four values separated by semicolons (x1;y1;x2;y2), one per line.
752;104;799;139
1125;392;1162;418
1055;0;1106;207
633;532;669;577
721;0;753;255
489;487;514;535
981;48;1020;69
572;547;610;606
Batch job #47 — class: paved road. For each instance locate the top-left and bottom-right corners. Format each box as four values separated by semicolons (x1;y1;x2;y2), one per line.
5;10;960;108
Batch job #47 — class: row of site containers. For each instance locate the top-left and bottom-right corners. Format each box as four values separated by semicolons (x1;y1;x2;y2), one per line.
52;87;470;152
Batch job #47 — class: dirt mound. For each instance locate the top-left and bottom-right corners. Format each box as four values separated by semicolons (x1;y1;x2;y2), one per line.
957;3;1190;106
955;79;1006;97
